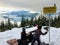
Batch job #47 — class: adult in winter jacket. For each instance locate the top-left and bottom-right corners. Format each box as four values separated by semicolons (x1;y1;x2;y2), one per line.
30;25;48;45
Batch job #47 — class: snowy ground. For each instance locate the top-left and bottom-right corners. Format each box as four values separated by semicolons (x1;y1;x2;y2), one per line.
0;26;60;45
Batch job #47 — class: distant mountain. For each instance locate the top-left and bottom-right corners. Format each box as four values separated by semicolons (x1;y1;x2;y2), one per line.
2;10;39;18
1;10;39;22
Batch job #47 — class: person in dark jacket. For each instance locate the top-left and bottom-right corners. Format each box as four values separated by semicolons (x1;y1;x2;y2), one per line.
20;27;28;45
21;27;27;40
30;25;48;45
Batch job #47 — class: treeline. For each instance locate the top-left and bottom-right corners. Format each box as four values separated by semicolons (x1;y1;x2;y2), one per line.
0;15;60;32
51;15;60;27
20;15;60;28
0;18;18;32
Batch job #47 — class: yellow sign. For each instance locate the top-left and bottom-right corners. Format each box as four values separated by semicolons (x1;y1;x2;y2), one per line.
43;4;57;14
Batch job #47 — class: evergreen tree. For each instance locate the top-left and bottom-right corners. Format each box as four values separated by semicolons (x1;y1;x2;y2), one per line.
29;16;34;27
34;17;38;25
6;18;13;30
21;15;26;27
58;15;60;21
25;19;29;26
37;16;41;25
14;22;18;27
0;21;5;32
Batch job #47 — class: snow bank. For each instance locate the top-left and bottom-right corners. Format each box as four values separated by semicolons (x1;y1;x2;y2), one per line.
0;26;60;45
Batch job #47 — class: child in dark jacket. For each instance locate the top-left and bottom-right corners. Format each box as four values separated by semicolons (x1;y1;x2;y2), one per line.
20;27;28;45
21;28;27;40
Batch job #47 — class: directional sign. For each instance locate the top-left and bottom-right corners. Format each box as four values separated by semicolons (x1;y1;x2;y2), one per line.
43;4;57;14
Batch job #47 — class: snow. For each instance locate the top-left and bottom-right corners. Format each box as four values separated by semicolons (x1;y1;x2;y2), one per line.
0;26;60;45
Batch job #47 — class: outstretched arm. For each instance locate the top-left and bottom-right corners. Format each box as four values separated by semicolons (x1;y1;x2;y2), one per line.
41;31;48;35
30;30;36;33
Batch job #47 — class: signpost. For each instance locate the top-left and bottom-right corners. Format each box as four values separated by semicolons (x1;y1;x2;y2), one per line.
43;4;57;45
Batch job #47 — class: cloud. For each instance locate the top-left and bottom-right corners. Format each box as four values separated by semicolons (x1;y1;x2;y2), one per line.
0;0;60;11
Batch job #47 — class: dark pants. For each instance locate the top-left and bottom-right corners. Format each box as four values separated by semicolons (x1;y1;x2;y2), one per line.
31;37;41;45
17;39;28;45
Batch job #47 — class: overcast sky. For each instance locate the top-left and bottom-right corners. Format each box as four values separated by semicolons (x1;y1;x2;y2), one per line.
0;0;60;12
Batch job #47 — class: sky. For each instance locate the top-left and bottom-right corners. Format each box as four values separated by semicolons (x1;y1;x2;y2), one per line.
0;0;60;12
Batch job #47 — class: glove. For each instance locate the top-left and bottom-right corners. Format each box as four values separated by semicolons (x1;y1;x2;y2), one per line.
44;27;49;31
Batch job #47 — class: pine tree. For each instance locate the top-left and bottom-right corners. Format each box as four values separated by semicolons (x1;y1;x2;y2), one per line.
21;15;26;27
34;17;38;25
25;19;29;26
6;18;13;30
14;22;18;27
29;17;34;27
0;21;5;32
